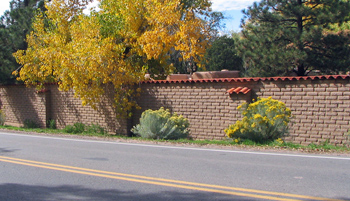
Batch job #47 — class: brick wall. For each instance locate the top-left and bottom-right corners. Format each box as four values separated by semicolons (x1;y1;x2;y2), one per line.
1;75;349;145
134;76;350;145
133;82;251;140
0;84;129;134
252;78;350;145
0;85;48;128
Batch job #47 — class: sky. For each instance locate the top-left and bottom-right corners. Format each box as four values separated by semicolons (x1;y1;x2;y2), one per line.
0;0;256;32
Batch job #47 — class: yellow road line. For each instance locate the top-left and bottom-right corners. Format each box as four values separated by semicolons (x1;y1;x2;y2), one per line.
0;156;343;201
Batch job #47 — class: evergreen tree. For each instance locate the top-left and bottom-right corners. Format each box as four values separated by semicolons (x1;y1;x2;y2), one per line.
203;35;242;71
0;0;45;84
238;0;350;77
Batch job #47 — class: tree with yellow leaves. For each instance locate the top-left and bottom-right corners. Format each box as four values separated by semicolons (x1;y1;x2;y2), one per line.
13;0;214;117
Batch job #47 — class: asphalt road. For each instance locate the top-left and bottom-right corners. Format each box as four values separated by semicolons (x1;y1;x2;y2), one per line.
0;131;349;201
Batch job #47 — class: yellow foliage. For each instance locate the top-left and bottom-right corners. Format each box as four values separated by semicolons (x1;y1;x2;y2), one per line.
225;97;292;142
13;0;212;118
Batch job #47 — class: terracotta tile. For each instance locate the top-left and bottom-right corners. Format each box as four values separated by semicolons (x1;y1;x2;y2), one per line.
227;87;251;95
141;75;350;84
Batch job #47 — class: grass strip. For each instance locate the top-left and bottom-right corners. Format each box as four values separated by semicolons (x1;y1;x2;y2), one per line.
0;125;349;153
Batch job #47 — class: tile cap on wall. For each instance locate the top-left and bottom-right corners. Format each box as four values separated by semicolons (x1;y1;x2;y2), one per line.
141;75;350;84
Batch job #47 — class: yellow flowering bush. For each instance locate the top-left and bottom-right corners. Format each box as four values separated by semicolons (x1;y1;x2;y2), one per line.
131;107;189;140
225;97;291;142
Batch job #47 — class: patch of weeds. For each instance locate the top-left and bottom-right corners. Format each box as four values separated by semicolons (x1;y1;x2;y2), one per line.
282;142;303;149
46;119;56;129
73;122;85;133
63;125;75;133
23;119;40;128
241;139;259;146
307;140;345;151
63;123;106;135
63;123;85;134
86;124;106;135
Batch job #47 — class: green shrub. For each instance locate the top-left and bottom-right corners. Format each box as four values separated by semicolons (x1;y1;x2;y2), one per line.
86;124;106;134
46;119;56;129
23;119;40;128
73;122;85;133
131;107;189;140
63;123;106;134
0;110;5;126
63;125;75;133
225;97;291;143
63;122;85;134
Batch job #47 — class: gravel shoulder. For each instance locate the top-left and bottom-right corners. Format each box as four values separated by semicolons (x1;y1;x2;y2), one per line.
1;129;350;157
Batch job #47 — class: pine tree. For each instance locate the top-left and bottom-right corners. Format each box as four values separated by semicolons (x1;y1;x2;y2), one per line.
203;35;242;71
0;0;45;84
238;0;350;77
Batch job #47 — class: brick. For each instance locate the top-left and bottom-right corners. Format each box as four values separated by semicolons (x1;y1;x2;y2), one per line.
295;137;306;142
337;121;349;125
291;88;303;92
284;92;296;96
303;88;314;92
281;88;292;92
280;96;291;100
302;96;314;100
338;96;350;100
330;92;343;96
314;88;326;92
331;116;343;120
308;138;318;142
330;100;343;104
326;88;338;92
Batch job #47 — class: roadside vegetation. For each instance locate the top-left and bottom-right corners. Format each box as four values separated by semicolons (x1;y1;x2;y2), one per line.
1;101;349;153
0;124;349;154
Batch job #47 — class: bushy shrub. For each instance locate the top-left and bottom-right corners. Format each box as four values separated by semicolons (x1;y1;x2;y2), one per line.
86;124;106;134
131;107;189;140
64;122;85;134
0;110;5;126
64;123;106;134
225;97;292;143
63;125;75;133
46;119;56;129
23;119;40;128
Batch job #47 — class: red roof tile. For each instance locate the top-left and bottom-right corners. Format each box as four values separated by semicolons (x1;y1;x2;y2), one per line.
227;87;251;95
141;75;350;84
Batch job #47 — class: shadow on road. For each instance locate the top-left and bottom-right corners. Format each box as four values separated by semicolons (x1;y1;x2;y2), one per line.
0;147;19;153
0;183;255;201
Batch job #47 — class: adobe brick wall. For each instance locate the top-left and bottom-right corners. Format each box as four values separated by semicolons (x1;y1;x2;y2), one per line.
47;84;131;134
133;82;251;140
252;78;350;145
0;84;130;134
1;76;349;145
0;85;48;128
134;76;350;145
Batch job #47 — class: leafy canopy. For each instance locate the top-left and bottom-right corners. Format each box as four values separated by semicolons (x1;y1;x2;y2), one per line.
238;0;350;77
13;0;214;117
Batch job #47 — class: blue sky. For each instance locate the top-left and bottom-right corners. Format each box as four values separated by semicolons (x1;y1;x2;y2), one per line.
0;0;256;32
